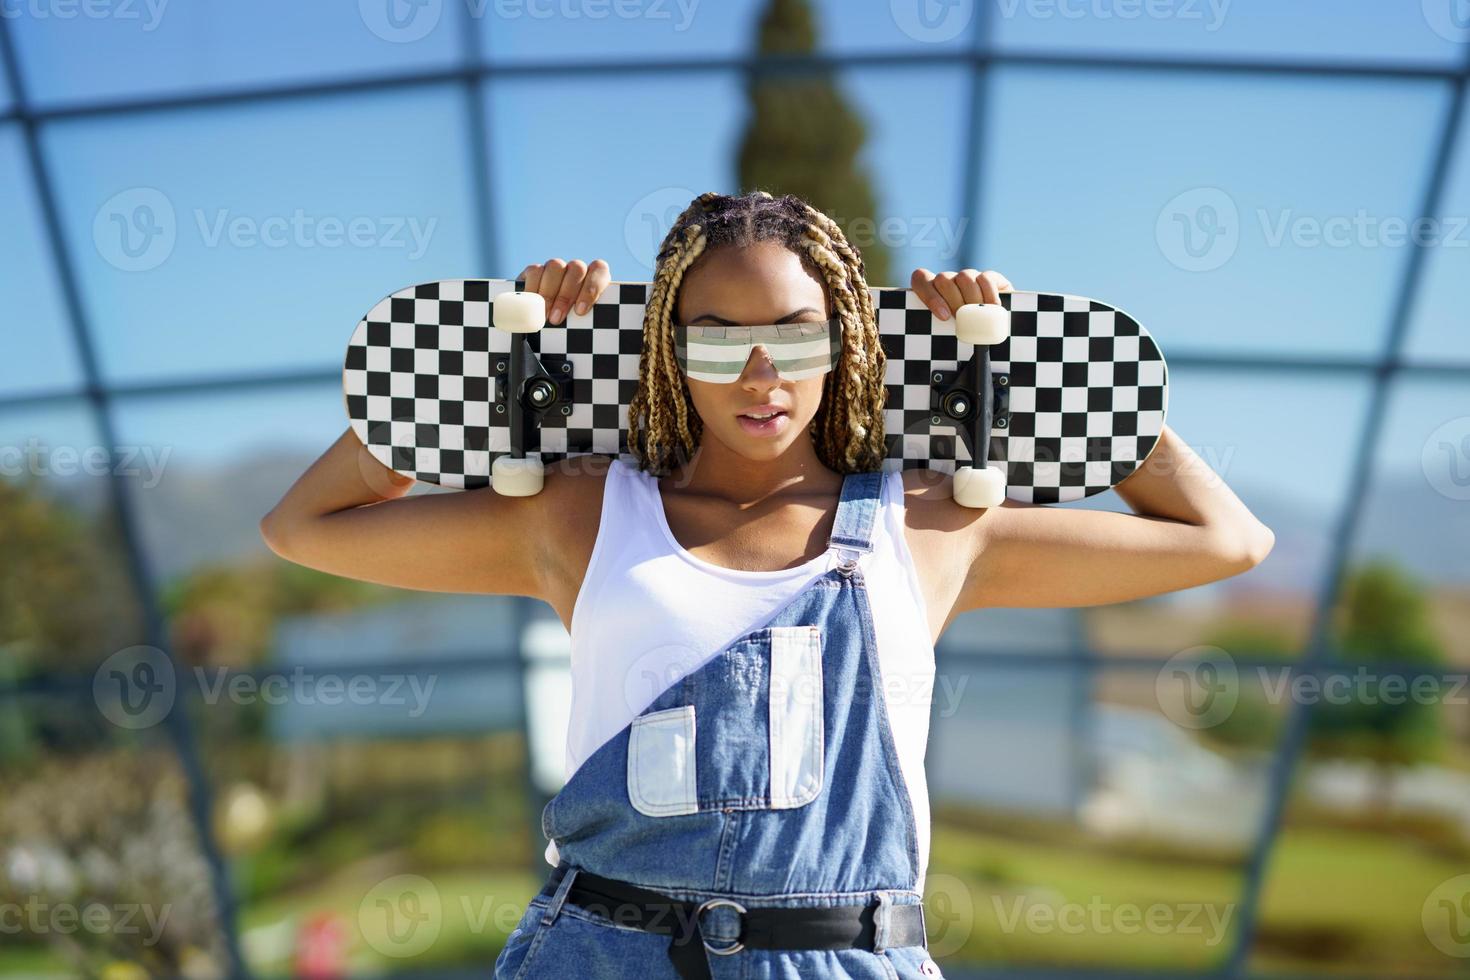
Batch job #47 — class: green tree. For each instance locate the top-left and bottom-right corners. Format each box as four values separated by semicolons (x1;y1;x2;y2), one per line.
161;558;403;668
1307;559;1448;812
1192;620;1298;752
737;0;893;285
0;477;143;677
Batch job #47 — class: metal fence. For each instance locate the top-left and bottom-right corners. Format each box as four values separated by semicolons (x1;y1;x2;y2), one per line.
2;6;1468;978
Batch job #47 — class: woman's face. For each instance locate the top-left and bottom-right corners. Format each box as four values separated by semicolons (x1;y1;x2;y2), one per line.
674;241;832;463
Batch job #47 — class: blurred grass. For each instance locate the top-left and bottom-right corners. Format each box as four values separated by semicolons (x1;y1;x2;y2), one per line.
0;946;71;978
238;867;541;975
1247;824;1468;976
929;817;1238;972
928;813;1466;976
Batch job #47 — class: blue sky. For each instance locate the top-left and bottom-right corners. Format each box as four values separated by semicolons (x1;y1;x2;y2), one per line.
3;0;1464;105
1;0;1467;542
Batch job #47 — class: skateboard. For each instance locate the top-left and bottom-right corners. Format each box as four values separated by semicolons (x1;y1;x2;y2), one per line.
342;279;1168;508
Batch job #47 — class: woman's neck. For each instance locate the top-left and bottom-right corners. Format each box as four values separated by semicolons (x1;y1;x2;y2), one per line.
661;437;842;506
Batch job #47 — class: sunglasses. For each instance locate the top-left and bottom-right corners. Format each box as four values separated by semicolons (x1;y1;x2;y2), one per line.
674;317;842;384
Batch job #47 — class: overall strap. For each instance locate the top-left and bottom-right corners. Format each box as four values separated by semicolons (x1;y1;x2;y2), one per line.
825;469;885;559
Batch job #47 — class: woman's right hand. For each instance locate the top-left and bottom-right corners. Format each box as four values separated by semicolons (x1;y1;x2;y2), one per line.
519;258;613;325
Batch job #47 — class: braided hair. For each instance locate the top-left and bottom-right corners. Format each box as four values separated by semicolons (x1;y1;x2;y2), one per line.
626;190;887;476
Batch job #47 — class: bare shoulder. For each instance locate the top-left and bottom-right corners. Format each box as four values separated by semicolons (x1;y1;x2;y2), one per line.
896;467;991;571
897;465;1051;558
897;466;1040;528
893;467;995;639
541;454;616;502
898;467;987;533
539;455;615;545
536;455;616;613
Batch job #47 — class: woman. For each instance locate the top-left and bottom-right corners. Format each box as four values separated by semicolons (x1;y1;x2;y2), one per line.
262;191;1273;979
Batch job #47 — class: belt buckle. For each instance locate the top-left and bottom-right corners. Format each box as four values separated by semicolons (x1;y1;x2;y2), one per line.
695;897;747;955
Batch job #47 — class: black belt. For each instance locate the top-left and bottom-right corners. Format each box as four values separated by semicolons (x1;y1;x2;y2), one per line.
563;870;927;980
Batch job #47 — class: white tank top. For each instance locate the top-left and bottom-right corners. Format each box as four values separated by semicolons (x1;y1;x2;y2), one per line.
547;455;938;891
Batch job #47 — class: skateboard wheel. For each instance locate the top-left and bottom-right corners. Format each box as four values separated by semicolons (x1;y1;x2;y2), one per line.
491;454;545;496
953;464;1006;509
493;291;546;333
954;304;1009;346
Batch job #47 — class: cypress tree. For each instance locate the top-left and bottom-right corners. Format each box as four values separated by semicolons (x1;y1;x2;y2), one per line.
737;0;892;286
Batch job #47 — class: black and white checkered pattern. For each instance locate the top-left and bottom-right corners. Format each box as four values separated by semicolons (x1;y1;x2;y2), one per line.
875;289;1167;503
344;280;1167;501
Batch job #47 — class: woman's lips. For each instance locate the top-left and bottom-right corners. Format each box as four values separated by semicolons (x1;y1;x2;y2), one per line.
736;409;788;436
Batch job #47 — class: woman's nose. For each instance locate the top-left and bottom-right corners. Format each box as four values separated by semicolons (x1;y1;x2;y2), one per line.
740;346;780;383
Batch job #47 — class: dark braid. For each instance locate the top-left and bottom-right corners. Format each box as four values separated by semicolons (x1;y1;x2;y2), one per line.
626;190;887;476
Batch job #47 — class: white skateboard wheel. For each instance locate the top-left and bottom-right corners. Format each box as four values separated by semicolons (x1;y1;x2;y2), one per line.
493;291;546;333
954;303;1010;346
953;464;1007;509
491;454;545;496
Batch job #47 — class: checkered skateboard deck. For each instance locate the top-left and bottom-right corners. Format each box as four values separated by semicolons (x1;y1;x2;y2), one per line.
343;279;1168;504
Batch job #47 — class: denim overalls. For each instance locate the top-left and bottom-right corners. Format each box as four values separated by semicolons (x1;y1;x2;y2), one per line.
494;469;944;979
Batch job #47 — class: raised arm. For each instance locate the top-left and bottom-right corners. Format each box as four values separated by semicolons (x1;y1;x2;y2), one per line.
259;426;555;596
908;266;1273;612
260;257;611;597
952;424;1274;610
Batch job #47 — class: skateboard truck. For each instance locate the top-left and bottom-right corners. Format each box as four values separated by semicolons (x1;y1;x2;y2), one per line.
489;290;554;496
493;347;572;428
928;364;1008;441
946;303;1012;509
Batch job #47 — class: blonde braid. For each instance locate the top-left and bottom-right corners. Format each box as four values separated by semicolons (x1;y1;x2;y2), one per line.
794;205;887;471
650;225;707;466
628;199;715;475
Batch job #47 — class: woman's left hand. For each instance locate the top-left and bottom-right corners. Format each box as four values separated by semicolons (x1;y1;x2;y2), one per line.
910;268;1013;321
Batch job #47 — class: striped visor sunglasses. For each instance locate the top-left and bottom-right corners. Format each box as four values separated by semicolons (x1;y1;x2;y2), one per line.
673;317;843;384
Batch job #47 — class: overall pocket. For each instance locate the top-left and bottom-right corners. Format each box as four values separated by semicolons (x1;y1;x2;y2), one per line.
625;625;824;815
627;704;699;816
766;624;825;808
